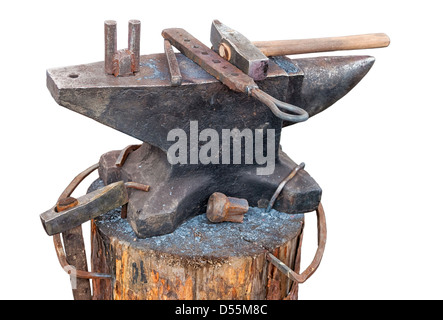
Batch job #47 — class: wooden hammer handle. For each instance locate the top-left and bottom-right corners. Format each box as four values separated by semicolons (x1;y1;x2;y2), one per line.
253;33;390;56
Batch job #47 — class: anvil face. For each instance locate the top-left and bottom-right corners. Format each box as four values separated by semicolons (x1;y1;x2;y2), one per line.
47;53;374;238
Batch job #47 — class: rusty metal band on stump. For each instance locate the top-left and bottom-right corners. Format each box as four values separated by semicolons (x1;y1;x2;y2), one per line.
267;202;327;284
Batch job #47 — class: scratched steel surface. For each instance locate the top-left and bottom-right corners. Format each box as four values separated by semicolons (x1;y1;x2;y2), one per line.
47;53;289;152
47;53;374;150
47;53;288;89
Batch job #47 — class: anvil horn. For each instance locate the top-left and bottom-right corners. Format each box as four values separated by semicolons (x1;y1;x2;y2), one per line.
295;55;375;118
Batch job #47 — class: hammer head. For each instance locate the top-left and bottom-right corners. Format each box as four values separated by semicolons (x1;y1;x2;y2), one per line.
210;20;268;81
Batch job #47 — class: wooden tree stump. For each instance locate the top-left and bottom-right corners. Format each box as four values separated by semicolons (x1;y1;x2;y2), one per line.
89;180;304;300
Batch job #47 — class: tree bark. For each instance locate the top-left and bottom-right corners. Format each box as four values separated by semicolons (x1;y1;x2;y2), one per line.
91;205;304;300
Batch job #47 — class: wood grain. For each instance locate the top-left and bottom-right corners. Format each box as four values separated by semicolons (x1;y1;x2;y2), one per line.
90;202;306;300
253;33;390;56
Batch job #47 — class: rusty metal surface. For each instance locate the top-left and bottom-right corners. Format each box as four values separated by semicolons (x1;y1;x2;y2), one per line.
284;229;303;300
250;87;308;122
53;162;100;300
266;162;305;212
43;177;149;235
164;39;182;86
163;27;308;123
266;202;326;284
210;20;269;80
58;163;99;200
206;192;249;223
47;53;285;153
104;20;140;76
124;181;150;192
56;196;79;212
113;49;135;77
51;162;114;285
210;20;385;82
162;28;257;93
104;21;117;75
41;181;129;236
128;20;141;73
47;54;374;145
53;234;112;280
115;144;141;167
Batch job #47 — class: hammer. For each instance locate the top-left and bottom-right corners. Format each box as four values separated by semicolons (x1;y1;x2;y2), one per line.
210;20;390;80
40;180;149;236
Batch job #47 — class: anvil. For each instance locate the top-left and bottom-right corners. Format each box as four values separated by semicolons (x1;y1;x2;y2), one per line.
46;23;375;238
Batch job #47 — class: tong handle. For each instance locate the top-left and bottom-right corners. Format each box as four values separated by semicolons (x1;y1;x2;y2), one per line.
250;88;309;123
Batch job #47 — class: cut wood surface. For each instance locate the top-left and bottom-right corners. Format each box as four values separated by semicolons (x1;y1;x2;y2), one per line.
89;179;305;300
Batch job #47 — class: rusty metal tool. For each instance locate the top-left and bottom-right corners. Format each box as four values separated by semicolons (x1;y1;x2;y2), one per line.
206;192;249;223
267;202;327;284
211;19;390;80
115;144;142;167
105;20;141;76
41;180;149;236
164;39;182;86
266;162;305;213
162;28;309;123
211;20;269;81
41;182;129;235
42;163;149;298
53;163;103;300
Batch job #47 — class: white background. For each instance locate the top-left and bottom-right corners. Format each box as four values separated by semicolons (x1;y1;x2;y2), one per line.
1;0;442;299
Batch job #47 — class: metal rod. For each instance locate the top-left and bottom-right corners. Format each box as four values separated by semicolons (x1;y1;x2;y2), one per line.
115;144;141;167
128;20;141;73
125;182;150;192
53;234;112;280
164;39;182;86
104;20;117;74
53;163;112;287
266;162;305;212
58;163;99;201
266;202;327;284
251;88;309;123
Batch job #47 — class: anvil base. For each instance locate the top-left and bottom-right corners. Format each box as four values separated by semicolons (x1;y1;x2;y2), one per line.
99;143;321;238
